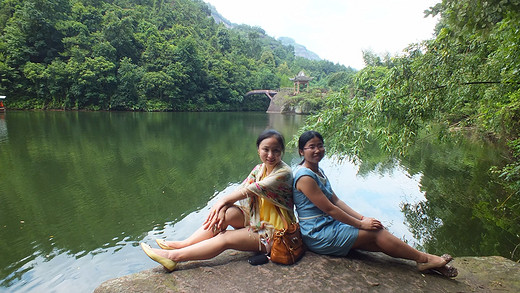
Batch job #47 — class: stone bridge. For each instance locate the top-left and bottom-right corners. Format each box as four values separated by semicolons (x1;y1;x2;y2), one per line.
244;89;284;113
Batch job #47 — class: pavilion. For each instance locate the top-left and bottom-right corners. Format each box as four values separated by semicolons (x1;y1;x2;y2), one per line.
289;71;313;94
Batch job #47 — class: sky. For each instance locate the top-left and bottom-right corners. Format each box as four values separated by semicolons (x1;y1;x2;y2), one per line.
204;0;440;69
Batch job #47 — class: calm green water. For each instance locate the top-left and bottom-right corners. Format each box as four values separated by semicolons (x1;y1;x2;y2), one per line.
0;111;517;292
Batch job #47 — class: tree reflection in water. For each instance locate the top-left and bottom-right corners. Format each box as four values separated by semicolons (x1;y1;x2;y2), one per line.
372;132;519;262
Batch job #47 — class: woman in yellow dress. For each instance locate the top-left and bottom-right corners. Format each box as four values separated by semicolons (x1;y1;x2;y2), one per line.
140;129;295;271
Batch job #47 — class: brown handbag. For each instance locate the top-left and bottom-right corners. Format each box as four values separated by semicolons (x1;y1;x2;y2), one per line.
270;207;305;265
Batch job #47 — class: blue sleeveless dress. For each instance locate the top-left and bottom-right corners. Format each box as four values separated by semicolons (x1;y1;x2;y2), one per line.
293;165;359;256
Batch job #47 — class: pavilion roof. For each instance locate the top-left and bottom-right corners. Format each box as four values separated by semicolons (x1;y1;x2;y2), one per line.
289;71;313;82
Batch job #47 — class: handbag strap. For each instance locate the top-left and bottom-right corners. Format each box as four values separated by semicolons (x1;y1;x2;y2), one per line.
275;206;289;230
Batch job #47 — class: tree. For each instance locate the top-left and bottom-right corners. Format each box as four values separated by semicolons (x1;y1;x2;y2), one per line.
112;57;143;110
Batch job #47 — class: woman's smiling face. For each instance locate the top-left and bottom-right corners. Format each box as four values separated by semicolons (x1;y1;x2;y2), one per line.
300;136;325;164
258;136;283;168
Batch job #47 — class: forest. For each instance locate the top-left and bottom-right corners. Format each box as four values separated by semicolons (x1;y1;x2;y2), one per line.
0;0;351;111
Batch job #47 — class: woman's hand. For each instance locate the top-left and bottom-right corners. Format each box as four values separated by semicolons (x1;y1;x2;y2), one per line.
359;217;383;230
203;200;228;232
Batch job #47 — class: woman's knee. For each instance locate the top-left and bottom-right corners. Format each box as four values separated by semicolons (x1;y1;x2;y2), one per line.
364;229;397;249
223;206;245;228
374;229;394;242
216;229;262;252
352;230;379;249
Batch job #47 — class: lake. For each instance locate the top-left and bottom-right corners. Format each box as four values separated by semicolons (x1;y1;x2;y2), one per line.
0;111;517;292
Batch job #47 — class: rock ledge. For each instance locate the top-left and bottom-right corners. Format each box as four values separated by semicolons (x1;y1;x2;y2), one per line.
95;250;520;292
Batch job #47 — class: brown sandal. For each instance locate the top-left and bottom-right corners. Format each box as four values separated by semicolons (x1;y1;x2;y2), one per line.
440;254;453;263
417;254;453;271
430;264;458;278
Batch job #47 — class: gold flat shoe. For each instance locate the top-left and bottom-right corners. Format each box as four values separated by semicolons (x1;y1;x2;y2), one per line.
156;239;175;250
140;243;177;272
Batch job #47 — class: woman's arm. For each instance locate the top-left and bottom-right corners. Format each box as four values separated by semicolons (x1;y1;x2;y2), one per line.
220;187;251;206
296;176;382;230
202;187;251;230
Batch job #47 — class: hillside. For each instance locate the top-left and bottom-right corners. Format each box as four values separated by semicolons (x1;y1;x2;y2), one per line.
0;0;348;111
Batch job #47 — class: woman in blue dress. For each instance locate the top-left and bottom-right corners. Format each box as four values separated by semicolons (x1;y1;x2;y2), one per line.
293;130;457;277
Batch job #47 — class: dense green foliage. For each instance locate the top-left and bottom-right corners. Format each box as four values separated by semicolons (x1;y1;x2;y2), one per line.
303;0;520;255
0;0;350;111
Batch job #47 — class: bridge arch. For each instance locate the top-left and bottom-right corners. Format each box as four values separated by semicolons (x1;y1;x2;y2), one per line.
244;90;282;113
244;90;278;100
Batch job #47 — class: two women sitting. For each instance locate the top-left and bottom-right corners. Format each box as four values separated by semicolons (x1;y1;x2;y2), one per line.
141;129;457;277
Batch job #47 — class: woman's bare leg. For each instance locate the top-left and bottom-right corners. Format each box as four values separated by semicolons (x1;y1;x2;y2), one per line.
161;206;245;249
151;228;264;262
352;229;447;270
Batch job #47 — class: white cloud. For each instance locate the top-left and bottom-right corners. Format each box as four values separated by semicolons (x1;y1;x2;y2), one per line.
205;0;439;69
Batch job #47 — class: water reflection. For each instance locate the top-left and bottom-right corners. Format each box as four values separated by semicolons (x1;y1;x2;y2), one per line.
348;127;518;261
398;133;518;260
0;113;7;143
321;158;425;246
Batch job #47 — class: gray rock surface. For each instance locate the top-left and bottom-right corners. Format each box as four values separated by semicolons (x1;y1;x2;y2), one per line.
95;250;520;292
